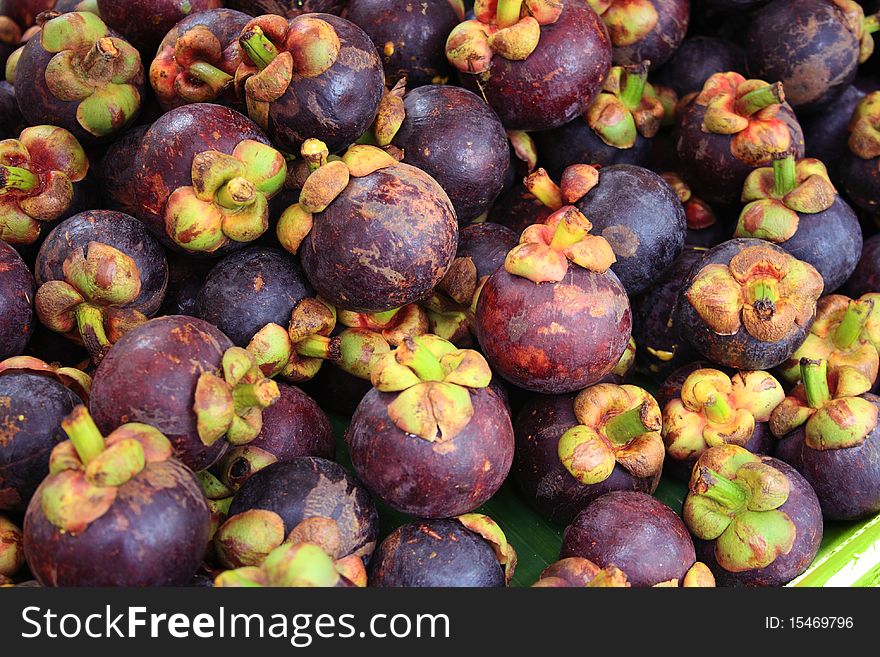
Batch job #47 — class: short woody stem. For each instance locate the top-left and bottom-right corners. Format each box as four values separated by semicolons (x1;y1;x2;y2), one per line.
603;402;659;444
523;169;563;210
698;468;749;510
80;37;120;76
865;13;880;34
772;153;797;197
496;0;523;28
239;26;279;71
188;61;233;91
75;304;111;363
800;358;831;409
294;334;337;359
833;298;873;350
61;405;106;466
232;379;279;409
0;164;38;192
734;82;784;116
692;381;734;424
549;214;587;250
216;177;257;209
620;62;649;110
301;139;329;172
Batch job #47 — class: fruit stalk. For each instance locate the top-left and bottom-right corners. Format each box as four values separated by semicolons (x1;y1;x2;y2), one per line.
232;379;279;408
497;0;524;29
0;165;38;192
620;63;649;110
216;178;257;209
61;405;106;466
698;468;749;510
800;358;831;410
75;304;111;362
833;298;873;350
188;62;234;91
772;153;797;197
603;402;659;443
240;26;279;71
734;82;784;116
692;380;734;424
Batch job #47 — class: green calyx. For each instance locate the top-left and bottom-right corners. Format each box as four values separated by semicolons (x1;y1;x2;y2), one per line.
683;445;795;573
801;359;831;409
370;335;492;442
457;513;517;584
216;543;343;588
337;329;391;380
558;384;664;485
41;406;173;533
0;165;38;192
586;62;663;149
218;446;278;492
239;25;279;71
194;347;280;447
734;82;784;117
834;298;873;350
0;356;92;402
214;508;286;568
166;139;286;253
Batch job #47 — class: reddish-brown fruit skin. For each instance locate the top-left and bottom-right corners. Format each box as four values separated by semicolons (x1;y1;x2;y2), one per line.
673;97;805;205
228;457;378;561
227;0;347;17
89;316;233;472
458;0;612;132
301;162;458;313
0;240;35;360
35;210;169;317
486;180;556;235
347;386;514;518
261;14;385;155
247;382;335;461
610;0;690;69
561;490;696;587
100;124;149;217
476;267;632;394
513;394;661;525
13;27;146;144
0;373;81;513
392;85;510;224
344;0;459;88
24;458;211;586
677;239;816;370
534;119;652;179
458;222;519;279
745;0;860;110
133;103;269;254
843;235;880;299
97;0;224;52
369;519;505;587
694;457;822;587
775;393;880;522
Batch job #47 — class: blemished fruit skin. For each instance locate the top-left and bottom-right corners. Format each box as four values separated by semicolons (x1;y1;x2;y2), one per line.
534;118;652;178
694;457;822;587
605;0;690;70
0;240;35;360
97;0;224;52
369;519;505;588
560;491;696;587
347;386;514;518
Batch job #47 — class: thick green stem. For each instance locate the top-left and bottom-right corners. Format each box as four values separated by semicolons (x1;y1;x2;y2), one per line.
549;214;586;250
400;339;445;382
865;12;880;34
692;381;734;424
800;358;831;409
772;154;797;197
734;82;784;116
620;62;649;110
216;177;257;209
232;379;279;409
0;164;38;192
497;0;523;28
833;298;873;350
61;406;106;466
75;304;111;363
188;61;233;91
603;402;658;444
294;334;338;359
699;468;749;510
239;26;279;71
523;169;563;210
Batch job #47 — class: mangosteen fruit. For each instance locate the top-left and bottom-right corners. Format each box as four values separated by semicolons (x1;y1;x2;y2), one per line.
659;173;729;248
0;239;34;359
33;209;168;364
98;124;148;217
14;12;145;144
778;294;880;387
277;143;457;313
227;0;348;20
235;13;384;154
587;0;688;69
574;163;686;295
744;0;877;111
23;405;211;586
678;238;824;370
662;368;785;481
684;444;822;587
0;356;89;512
377;83;510;224
513;383;665;524
96;0;223;53
0;81;25;139
845;235;880;298
674;72;805;205
476;203;631;394
0;15;22;82
160;252;213;317
215;382;335;492
447;0;612;131
533;557;716;587
213;456;378;568
533;62;664;176
215;541;359;587
344;0;463;87
347;335;513;517
560;490;697;587
486;173;556;235
734;154;862;293
0;125;90;246
653;35;746;97
89;315;281;472
149;8;252;111
133;103;287;255
840;90;880;218
801;84;867;180
771;358;880;521
369;514;516;587
0;514;24;581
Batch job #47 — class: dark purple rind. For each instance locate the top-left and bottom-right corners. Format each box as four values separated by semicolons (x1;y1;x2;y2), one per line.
99;124;150;217
457;222;518;279
227;0;347;17
247;382;335;461
0;81;26;139
653;36;746;97
96;0;224;52
0;239;35;359
608;0;690;69
843;234;880;298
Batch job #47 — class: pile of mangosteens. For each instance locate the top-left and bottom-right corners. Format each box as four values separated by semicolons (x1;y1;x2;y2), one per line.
2;0;880;592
